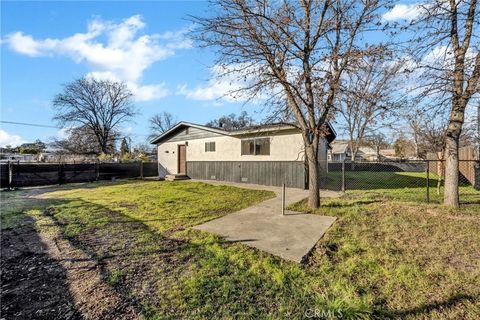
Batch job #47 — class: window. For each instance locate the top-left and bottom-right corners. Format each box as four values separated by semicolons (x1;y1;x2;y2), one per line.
241;138;270;155
185;128;189;134
205;141;216;152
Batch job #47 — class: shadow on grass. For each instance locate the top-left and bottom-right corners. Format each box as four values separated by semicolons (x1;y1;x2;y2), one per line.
377;293;477;319
38;196;221;318
1;215;82;319
322;199;382;207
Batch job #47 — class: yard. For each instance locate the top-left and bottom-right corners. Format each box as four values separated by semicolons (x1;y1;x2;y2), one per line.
1;178;479;319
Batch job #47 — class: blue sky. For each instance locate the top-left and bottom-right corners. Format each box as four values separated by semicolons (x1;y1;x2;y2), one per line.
1;0;263;147
3;1;471;148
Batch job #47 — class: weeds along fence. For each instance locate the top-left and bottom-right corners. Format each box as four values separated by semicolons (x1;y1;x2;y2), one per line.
322;159;480;203
0;161;159;189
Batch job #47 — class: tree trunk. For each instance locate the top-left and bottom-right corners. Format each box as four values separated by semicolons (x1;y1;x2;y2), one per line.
437;161;443;196
443;95;466;207
444;135;460;207
306;143;320;208
350;149;357;170
436;151;445;196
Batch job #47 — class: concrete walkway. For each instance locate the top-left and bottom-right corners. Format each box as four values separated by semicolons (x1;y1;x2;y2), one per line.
192;180;339;263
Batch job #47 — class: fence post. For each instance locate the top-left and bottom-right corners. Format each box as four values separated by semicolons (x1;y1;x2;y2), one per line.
7;160;11;190
341;159;346;193
140;161;144;179
95;161;99;181
58;163;65;185
426;160;430;203
281;183;285;216
16;160;19;188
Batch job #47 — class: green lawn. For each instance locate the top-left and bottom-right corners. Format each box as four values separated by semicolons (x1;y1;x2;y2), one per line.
2;179;480;319
324;171;478;204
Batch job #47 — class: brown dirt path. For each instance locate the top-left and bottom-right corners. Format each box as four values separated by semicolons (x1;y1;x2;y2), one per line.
1;187;142;319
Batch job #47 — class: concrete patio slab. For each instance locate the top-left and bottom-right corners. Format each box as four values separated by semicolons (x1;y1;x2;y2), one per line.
192;181;338;263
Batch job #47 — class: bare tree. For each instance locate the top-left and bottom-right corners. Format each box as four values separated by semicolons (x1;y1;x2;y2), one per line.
50;126;118;155
364;132;390;159
206;111;255;130
336;52;403;163
193;0;387;208
149;112;178;140
404;0;480;207
53;77;136;154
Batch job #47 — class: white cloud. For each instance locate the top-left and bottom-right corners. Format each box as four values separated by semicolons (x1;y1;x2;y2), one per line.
87;71;169;101
129;82;169;101
0;130;25;147
3;15;192;101
383;4;422;21
177;64;267;103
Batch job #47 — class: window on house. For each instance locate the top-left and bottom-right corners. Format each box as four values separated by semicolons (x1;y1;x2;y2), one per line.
241;138;270;155
205;141;216;152
185;128;189;134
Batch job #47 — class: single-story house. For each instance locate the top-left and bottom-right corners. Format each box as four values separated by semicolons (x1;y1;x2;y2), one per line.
327;141;378;162
0;153;37;162
150;121;336;189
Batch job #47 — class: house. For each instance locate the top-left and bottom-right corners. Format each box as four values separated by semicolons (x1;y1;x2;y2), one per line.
327;141;378;162
378;148;397;160
151;121;336;189
38;152;98;163
0;152;37;162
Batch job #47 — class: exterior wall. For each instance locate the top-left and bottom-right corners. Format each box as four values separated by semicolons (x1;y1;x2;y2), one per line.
165;127;223;142
157;130;307;176
156;126;331;189
186;161;306;188
318;137;328;176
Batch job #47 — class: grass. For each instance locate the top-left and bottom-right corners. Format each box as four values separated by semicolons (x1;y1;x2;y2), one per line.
2;178;480;319
323;171;479;204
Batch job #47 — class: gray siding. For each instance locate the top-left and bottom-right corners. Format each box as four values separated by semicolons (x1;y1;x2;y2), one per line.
186;161;306;189
167;127;223;142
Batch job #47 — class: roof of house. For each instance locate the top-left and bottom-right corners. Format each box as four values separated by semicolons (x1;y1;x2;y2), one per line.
358;146;377;155
150;121;336;144
330;141;350;154
329;142;377;156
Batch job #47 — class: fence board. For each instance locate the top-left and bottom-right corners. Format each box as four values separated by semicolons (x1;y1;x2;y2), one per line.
426;146;479;187
186;161;306;189
0;164;9;188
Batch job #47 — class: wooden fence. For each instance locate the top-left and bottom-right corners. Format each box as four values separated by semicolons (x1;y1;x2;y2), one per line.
0;162;159;188
426;146;479;188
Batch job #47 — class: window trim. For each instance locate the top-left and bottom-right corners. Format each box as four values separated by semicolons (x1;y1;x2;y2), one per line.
205;141;216;152
241;137;270;156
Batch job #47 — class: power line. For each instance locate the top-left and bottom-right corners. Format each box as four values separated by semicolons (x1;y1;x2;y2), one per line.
0;120;61;129
0;120;152;138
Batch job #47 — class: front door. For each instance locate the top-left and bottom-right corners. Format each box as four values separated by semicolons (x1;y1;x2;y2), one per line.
178;145;186;174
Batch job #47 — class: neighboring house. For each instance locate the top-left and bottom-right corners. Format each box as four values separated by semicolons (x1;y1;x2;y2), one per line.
151;122;336;189
0;153;37;162
328;141;378;162
38;152;98;163
378;148;397;160
328;141;349;162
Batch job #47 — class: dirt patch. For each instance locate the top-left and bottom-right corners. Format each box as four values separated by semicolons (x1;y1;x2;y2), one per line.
1;215;141;319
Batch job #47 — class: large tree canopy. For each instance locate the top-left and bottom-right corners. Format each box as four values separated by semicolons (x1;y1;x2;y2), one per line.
50;126;118;155
403;0;480;207
193;0;388;208
148;112;178;140
53;77;136;154
206;111;255;130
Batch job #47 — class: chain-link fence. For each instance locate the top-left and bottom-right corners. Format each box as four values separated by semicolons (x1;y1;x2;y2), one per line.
320;160;480;204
